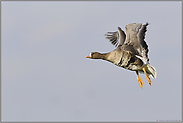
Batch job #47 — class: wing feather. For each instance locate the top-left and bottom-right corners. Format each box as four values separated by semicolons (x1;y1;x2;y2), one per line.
105;31;119;47
122;22;149;63
105;27;126;47
104;23;149;63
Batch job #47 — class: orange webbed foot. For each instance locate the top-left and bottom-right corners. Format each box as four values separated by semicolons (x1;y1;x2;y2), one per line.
136;71;143;88
142;67;151;86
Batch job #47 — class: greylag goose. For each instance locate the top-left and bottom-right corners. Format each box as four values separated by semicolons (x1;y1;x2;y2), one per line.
86;23;156;88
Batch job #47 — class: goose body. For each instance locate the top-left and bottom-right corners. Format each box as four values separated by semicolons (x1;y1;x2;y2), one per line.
86;23;156;88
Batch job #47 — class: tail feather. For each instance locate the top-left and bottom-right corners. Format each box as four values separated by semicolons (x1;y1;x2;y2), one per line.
146;64;157;78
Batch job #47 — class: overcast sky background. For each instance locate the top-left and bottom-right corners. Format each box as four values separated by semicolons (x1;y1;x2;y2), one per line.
1;1;182;122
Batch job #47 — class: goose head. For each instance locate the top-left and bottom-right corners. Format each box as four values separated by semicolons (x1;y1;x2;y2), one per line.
86;52;102;59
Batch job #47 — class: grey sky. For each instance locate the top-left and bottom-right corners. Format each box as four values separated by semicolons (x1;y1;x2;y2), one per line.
2;1;182;122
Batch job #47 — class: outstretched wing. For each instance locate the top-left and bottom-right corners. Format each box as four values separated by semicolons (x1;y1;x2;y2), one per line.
105;27;126;47
122;22;149;63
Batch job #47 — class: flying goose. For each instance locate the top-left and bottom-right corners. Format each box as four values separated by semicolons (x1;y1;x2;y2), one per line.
86;23;156;88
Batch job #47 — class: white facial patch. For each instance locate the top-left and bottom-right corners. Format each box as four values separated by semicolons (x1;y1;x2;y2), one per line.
90;52;92;58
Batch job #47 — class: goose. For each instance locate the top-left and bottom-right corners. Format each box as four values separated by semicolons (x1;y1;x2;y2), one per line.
86;23;156;88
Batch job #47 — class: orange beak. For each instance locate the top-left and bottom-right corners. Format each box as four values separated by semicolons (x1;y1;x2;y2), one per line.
86;54;91;58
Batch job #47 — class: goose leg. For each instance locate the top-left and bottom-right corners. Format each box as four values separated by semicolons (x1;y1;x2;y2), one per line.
142;67;151;86
136;71;143;88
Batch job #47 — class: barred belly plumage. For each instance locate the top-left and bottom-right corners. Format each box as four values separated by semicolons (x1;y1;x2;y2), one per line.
115;51;143;71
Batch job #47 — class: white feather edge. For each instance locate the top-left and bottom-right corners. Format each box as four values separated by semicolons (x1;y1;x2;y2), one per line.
135;55;149;64
135;55;156;78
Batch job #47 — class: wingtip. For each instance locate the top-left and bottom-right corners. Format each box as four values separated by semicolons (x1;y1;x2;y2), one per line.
117;27;122;30
145;22;150;26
